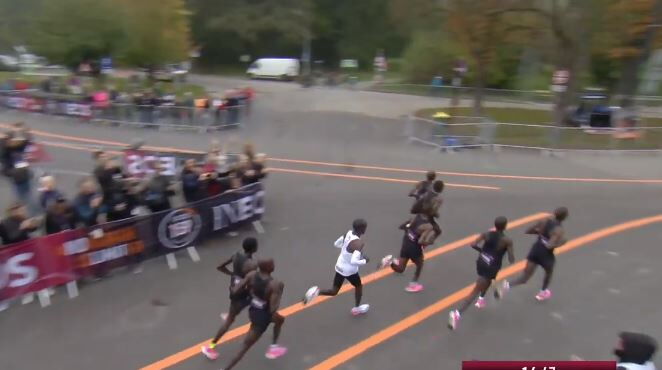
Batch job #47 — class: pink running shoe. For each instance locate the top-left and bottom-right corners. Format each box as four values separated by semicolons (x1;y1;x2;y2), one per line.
448;310;461;330
535;289;552;301
265;344;288;359
201;345;219;360
405;282;424;293
474;296;486;309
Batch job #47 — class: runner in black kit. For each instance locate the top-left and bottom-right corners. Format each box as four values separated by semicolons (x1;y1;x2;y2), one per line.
378;213;434;293
500;207;568;301
448;216;513;330
409;170;436;201
413;180;444;245
202;237;258;360
220;258;287;370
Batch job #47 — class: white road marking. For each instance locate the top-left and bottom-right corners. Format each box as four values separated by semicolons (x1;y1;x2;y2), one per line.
252;220;265;234
606;251;620;257
608;288;621;295
550;312;564;321
45;168;90;176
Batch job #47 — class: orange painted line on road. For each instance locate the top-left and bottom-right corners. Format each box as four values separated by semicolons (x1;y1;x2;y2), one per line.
268;157;662;184
309;214;662;370
40;141;122;155
139;212;548;370
5;123;661;184
268;167;501;191
37;142;498;191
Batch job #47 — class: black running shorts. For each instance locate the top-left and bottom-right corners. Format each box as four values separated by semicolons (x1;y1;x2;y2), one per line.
332;272;362;288
476;259;500;280
527;243;556;270
248;307;272;334
400;241;423;260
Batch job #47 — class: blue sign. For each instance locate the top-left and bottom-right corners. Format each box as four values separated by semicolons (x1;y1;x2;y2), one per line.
101;57;112;72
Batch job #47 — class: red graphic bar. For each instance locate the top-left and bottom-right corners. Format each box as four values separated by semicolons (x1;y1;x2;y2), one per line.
463;361;616;370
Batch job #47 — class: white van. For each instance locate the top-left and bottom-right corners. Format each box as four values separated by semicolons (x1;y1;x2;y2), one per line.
247;58;300;80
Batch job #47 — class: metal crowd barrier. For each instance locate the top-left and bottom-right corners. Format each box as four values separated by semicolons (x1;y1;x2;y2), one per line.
404;115;662;152
93;103;249;132
374;84;662;112
0;90;250;132
375;84;555;105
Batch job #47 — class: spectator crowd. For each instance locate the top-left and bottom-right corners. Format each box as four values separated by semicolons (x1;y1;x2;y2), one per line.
0;74;255;127
0;122;267;265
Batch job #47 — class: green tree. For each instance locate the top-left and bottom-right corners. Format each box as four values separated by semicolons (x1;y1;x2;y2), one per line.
120;0;192;68
0;0;44;50
605;0;662;107
188;0;311;65
401;31;461;83
444;0;536;114
29;0;125;68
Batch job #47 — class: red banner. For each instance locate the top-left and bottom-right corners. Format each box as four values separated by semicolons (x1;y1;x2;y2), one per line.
0;232;77;301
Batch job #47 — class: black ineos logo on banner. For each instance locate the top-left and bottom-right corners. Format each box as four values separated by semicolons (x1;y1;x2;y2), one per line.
157;208;203;249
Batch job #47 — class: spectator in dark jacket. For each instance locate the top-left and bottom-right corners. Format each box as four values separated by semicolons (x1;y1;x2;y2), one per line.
73;178;103;227
105;189;136;222
44;198;77;235
180;159;202;203
142;161;175;213
0;203;39;246
2;123;33;175
240;144;267;185
9;159;36;214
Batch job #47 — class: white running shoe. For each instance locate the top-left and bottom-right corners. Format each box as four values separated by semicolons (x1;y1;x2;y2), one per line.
351;304;370;316
496;280;510;299
303;286;320;305
378;255;393;269
448;310;461;330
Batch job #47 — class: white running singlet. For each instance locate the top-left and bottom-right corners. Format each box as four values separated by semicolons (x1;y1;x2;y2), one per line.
334;230;366;277
617;362;656;370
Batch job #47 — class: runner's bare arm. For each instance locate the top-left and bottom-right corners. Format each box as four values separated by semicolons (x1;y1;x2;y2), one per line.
269;281;285;315
408;181;423;197
398;216;414;230
504;237;515;264
548;227;567;249
470;232;486;252
347;239;364;253
525;220;544;235
431;197;443;218
417;223;435;246
231;270;256;295
217;256;234;276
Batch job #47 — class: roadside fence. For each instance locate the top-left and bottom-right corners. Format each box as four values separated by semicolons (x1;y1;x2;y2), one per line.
376;84;662;110
404;115;662;153
0;90;250;132
0;182;265;311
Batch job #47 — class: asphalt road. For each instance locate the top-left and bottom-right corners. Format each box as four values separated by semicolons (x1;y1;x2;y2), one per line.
1;85;661;370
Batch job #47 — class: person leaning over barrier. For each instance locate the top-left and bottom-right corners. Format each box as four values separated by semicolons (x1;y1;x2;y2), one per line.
181;159;203;203
141;160;176;213
73;177;103;227
0;203;39;246
44;197;77;235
